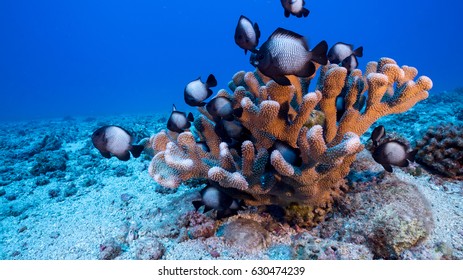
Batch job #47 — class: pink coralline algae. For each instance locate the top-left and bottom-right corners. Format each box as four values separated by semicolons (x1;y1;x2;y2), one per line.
178;211;217;240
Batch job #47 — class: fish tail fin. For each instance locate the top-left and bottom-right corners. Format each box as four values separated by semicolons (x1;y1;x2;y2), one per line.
192;201;203;211
130;144;144;158
302;8;310;17
353;46;364;57
382;164;393;172
206;74;217;88
310;40;328;65
233;108;243;118
408;149;418;162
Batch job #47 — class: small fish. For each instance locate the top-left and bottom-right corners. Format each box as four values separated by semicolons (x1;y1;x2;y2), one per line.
234;15;261;55
92;125;144;161
327;42;363;65
192;183;244;219
369;125;386;147
280;0;310;18
341;54;359;73
184;74;217;107
272;140;302;166
214;119;247;143
371;140;417;172
167;104;194;133
250;28;328;86
206;96;234;121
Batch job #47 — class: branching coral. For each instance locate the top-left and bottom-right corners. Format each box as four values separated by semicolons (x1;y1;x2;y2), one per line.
148;58;432;227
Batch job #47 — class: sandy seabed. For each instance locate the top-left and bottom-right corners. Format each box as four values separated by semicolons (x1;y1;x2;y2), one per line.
0;90;462;260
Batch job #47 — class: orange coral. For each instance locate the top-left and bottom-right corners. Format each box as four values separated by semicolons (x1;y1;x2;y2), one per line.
148;58;432;226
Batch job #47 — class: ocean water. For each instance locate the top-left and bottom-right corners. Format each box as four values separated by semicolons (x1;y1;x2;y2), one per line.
1;0;463;262
0;0;461;121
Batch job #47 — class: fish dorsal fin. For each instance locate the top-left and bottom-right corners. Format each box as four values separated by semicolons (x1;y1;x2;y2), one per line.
271;28;308;49
115;126;132;137
336;42;354;50
172;104;177;112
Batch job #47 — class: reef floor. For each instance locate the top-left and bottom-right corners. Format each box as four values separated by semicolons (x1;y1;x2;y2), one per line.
0;89;462;260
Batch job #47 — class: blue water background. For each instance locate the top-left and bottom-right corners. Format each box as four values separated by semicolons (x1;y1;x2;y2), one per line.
0;0;461;121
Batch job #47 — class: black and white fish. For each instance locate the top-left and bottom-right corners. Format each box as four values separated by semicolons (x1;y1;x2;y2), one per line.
327;42;363;65
280;0;310;18
92;126;144;161
234;15;261;55
192;183;244;219
214;119;248;143
206;96;235;121
341;54;359;73
272;140;302;166
369;125;386;147
250;28;328;86
371;140;417;172
167;104;194;133
184;74;217;107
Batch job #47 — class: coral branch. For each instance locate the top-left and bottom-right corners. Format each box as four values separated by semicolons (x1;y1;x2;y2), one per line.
148;57;431;227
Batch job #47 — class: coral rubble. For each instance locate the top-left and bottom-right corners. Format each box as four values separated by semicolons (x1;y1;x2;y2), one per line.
415;123;463;179
148;58;432;227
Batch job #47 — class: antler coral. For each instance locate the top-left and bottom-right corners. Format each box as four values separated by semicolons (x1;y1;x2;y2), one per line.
148;58;432;226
